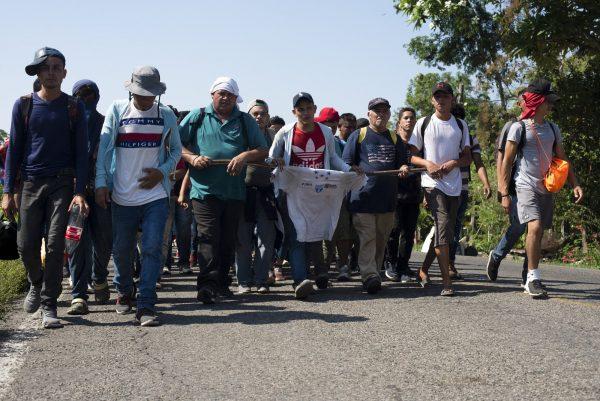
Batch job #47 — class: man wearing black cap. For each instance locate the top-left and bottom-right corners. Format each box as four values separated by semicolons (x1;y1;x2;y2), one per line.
408;82;472;296
2;47;89;328
269;92;353;299
499;79;583;298
342;98;409;294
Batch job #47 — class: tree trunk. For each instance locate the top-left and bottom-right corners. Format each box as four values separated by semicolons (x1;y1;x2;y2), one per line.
581;226;588;254
495;72;507;111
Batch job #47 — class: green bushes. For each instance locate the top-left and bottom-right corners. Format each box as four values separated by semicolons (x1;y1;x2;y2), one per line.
0;259;27;320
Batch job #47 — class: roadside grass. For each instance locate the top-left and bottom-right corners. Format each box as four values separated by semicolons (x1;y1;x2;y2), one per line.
0;259;27;320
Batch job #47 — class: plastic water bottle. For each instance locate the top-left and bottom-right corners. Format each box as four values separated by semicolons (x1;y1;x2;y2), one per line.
65;205;85;255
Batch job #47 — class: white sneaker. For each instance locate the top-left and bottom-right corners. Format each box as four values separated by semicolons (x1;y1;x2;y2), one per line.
238;285;251;294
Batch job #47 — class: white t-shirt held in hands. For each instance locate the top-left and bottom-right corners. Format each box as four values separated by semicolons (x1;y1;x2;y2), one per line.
409;114;470;197
273;166;366;242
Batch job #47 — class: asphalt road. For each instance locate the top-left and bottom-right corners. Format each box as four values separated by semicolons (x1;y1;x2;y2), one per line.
1;253;599;401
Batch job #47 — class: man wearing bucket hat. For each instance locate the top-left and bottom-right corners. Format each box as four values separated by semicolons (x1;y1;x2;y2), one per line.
95;66;181;326
178;77;268;304
498;78;583;298
2;47;88;329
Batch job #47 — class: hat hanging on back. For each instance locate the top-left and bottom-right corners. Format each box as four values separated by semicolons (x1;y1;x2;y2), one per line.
25;47;66;76
124;66;166;96
210;77;243;103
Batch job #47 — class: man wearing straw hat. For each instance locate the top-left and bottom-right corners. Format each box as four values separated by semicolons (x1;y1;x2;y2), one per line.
178;77;268;304
95;66;182;326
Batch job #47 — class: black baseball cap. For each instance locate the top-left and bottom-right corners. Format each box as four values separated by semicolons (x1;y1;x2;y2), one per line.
25;47;66;76
431;81;454;96
368;97;391;110
527;79;560;102
293;92;314;107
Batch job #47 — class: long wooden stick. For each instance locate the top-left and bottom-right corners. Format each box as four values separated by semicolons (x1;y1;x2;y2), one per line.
204;159;426;175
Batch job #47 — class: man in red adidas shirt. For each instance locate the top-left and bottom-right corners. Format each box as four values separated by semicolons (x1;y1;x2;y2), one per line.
270;92;355;299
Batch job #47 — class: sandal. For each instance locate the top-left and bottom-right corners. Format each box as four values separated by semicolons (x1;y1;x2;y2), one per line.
418;270;431;288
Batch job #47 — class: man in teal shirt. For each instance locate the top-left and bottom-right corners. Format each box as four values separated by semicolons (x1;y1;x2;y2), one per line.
179;77;268;304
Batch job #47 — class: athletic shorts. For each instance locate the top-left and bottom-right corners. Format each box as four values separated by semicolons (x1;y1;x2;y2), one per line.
516;187;553;229
424;188;459;247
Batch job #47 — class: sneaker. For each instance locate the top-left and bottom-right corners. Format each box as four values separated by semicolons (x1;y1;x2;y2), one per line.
41;307;63;329
238;285;251;294
440;288;455;297
197;286;216;304
87;283;95;294
67;298;89;315
266;270;276;286
315;274;329;290
294;279;314;300
189;251;197;267
181;265;193;275
93;281;110;304
385;268;399;282
135;308;160;327
23;284;41;313
256;285;269;294
524;279;547;298
486;253;500;281
363;276;382;295
115;294;134;314
162;266;171;275
273;267;285;282
399;269;417;283
337;265;351;282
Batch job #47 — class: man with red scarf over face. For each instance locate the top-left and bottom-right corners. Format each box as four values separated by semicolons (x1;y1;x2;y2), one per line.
498;79;583;298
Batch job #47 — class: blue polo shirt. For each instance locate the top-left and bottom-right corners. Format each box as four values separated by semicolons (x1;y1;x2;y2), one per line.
178;104;267;201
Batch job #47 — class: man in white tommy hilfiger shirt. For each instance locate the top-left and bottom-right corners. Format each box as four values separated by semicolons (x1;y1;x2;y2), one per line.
96;66;181;326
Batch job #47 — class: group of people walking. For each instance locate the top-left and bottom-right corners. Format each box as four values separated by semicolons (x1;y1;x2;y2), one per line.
0;47;583;328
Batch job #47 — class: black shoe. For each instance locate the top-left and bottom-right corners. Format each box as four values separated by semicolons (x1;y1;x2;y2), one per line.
315;274;329;289
486;252;500;281
524;279;547;298
197;286;216;304
135;308;160;327
363;276;382;294
218;287;234;298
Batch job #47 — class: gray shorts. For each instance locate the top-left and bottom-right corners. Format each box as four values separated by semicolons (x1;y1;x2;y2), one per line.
516;187;553;229
424;188;459;247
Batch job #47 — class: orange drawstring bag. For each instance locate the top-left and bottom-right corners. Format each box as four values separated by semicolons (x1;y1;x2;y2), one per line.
529;120;569;193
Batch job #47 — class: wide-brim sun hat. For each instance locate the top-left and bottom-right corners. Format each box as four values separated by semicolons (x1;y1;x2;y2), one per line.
124;66;166;96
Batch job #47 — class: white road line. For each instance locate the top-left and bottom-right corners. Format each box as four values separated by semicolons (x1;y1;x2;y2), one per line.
0;314;40;398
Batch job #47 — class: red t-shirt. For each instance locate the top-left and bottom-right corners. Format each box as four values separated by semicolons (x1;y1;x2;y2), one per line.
290;123;325;168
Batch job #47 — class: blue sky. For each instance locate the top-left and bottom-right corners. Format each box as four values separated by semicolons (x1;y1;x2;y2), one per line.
0;0;443;131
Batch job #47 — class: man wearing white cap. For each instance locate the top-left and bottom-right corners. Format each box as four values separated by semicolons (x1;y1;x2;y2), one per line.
95;66;182;326
179;77;268;304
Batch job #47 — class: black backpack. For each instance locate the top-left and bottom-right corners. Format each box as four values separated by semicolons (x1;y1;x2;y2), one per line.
0;216;19;260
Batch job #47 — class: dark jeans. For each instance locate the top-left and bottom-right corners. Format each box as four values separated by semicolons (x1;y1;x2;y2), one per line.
192;196;243;291
450;190;470;263
385;201;420;273
18;176;73;308
68;196;112;300
161;196;193;267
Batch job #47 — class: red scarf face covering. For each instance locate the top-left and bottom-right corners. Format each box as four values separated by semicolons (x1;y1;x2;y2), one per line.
520;92;546;120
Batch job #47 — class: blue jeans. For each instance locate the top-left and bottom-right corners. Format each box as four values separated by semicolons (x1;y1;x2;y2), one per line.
68;196;112;300
112;198;169;312
161;196;193;267
278;194;326;285
235;191;276;286
450;190;469;263
492;194;526;263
